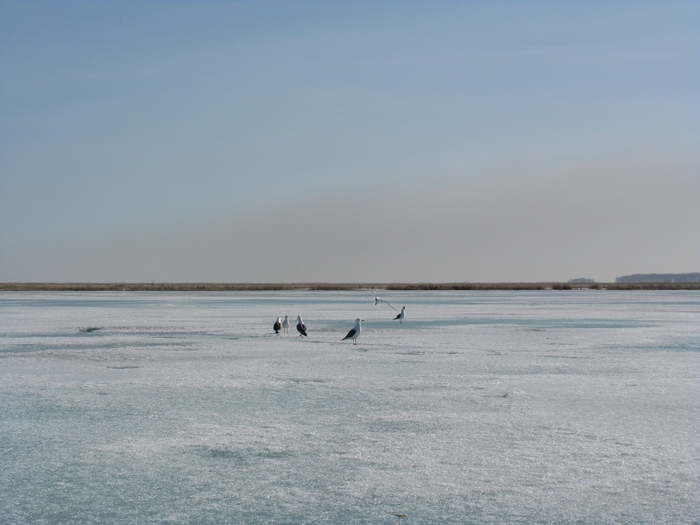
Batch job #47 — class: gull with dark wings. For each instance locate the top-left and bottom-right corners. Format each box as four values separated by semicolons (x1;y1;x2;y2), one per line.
342;318;364;345
296;316;308;337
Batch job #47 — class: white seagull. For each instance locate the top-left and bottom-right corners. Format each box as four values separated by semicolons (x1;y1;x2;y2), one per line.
342;318;364;345
367;289;396;310
393;306;406;324
296;315;307;337
273;317;282;335
282;315;290;334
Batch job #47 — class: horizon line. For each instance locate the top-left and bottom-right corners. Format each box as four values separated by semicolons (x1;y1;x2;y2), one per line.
1;282;699;292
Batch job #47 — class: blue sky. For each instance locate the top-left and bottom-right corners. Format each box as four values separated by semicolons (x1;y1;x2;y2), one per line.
1;1;698;282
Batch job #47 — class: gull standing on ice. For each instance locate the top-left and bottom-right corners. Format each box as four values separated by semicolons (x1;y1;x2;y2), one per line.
296;316;308;337
342;318;364;345
273;317;282;335
282;315;290;334
394;306;406;324
367;289;396;310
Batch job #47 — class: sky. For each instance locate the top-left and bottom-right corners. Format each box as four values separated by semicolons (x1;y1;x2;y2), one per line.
1;1;698;283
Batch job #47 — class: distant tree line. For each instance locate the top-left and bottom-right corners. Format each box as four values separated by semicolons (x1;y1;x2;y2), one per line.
615;273;700;283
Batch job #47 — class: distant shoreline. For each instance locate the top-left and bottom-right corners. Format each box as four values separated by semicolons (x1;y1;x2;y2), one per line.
2;282;699;292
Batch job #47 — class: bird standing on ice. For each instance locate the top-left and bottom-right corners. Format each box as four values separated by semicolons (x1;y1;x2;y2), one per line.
296;316;307;337
282;315;290;334
273;317;282;335
367;289;396;310
342;318;364;345
394;306;406;324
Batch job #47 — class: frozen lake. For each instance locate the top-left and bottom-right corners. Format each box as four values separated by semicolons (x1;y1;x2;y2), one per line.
1;290;698;524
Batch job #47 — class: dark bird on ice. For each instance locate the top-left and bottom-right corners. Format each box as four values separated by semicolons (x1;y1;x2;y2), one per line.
296;315;307;337
394;306;406;324
273;317;282;335
342;318;364;345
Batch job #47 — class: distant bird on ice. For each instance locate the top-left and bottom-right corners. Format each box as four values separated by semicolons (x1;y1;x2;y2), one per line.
367;289;396;310
394;306;406;324
273;317;282;335
282;315;290;334
296;316;307;337
342;318;364;345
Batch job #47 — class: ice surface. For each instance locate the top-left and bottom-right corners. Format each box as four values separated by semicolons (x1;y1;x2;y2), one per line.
1;290;698;524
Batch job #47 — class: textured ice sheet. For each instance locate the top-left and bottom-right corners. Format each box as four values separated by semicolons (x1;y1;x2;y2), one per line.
1;290;698;524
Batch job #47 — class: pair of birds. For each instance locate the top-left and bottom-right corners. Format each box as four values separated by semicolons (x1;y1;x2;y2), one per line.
273;315;307;337
341;306;405;345
368;289;405;325
368;289;406;324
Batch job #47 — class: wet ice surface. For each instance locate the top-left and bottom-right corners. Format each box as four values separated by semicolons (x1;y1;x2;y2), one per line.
1;290;698;524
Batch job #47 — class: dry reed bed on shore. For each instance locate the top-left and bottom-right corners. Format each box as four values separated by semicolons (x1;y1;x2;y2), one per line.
1;282;698;292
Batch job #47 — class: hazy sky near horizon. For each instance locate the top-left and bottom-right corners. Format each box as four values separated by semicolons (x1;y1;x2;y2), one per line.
1;1;698;283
